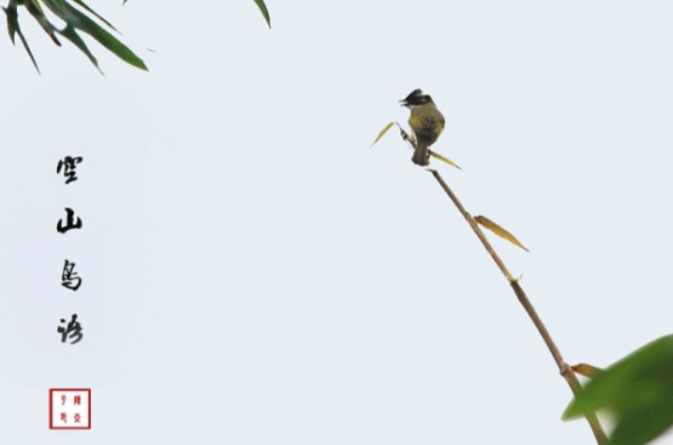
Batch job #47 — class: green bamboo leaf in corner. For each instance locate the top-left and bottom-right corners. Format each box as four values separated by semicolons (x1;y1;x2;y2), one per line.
3;2;18;42
8;0;268;73
3;1;40;73
58;23;100;72
41;0;147;71
71;0;118;32
253;0;271;28
24;0;61;45
563;335;673;445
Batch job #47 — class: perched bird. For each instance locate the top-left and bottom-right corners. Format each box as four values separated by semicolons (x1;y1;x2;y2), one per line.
400;89;445;166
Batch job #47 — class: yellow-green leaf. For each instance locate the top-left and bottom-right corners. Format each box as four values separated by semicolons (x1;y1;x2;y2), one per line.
429;150;461;170
474;215;529;252
571;363;604;379
370;121;395;147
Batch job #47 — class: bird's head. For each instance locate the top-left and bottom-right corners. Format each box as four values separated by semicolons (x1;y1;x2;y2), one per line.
399;89;434;109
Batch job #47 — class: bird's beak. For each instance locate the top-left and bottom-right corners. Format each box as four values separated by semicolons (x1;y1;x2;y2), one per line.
399;100;407;107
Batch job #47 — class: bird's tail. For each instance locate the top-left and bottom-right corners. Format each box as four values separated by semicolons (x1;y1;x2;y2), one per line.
411;142;429;166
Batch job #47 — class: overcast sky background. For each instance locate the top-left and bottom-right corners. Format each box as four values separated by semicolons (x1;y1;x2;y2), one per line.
2;1;673;444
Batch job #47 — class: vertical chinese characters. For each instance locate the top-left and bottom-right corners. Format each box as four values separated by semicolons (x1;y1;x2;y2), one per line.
56;157;84;344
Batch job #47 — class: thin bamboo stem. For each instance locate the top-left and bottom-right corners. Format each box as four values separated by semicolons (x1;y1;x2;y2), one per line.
429;169;608;445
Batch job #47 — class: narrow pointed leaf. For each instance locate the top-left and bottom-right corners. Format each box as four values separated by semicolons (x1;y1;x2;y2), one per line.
24;0;61;45
14;19;40;72
474;215;529;252
71;0;118;32
371;122;395;147
253;0;271;28
58;24;100;71
42;0;147;70
571;363;604;379
3;3;41;73
3;3;19;44
429;150;461;170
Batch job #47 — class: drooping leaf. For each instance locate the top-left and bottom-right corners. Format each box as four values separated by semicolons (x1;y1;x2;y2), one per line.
3;2;40;73
563;335;673;445
71;0;118;32
5;0;146;72
58;24;100;72
4;1;19;44
24;0;60;45
429;150;461;170
41;0;147;70
371;121;395;147
253;0;271;28
474;215;529;252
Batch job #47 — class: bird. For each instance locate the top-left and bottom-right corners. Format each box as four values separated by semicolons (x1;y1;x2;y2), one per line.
400;89;445;166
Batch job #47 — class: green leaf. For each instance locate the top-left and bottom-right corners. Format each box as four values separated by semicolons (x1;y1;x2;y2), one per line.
3;1;19;44
3;1;41;73
563;335;673;445
70;0;118;32
24;0;61;45
41;0;147;70
253;0;271;28
58;24;100;72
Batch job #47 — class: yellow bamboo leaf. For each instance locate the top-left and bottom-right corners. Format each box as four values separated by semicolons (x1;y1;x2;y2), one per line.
571;363;604;379
429;150;461;170
370;121;396;147
474;215;529;252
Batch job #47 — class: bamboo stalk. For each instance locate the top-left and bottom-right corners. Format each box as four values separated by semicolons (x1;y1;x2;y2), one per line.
429;169;608;445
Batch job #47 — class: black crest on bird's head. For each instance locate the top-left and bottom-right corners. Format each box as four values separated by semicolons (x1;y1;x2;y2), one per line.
400;89;433;107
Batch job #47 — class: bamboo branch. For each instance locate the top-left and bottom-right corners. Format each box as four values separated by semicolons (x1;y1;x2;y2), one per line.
428;169;608;445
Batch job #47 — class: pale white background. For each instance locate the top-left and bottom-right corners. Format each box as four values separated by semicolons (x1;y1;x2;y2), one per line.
1;1;673;444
